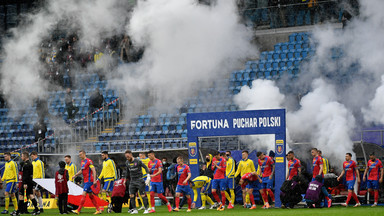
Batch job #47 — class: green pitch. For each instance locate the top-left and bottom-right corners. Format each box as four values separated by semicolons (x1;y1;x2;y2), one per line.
2;206;384;216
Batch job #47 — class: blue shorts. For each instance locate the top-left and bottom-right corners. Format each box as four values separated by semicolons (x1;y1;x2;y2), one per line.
246;181;260;191
367;180;379;190
346;180;355;190
212;179;227;191
201;182;212;194
176;185;191;195
261;177;273;189
5;182;17;193
103;180;114;192
150;182;164;194
226;178;235;190
84;182;93;193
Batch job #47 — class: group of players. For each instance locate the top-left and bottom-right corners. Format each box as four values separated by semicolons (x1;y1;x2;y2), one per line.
0;152;46;216
1;147;384;215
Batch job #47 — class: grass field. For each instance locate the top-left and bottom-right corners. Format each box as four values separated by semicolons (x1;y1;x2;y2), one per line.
1;205;384;216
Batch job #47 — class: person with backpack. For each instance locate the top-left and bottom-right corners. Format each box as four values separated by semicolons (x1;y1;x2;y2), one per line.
109;178;126;213
55;161;69;214
305;175;332;208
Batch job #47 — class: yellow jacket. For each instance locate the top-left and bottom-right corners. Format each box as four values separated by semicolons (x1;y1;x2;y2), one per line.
32;158;45;179
235;158;255;178
141;157;150;179
94;52;104;63
65;162;77;182
1;160;18;183
226;157;236;178
322;157;329;175
191;176;211;202
98;158;117;181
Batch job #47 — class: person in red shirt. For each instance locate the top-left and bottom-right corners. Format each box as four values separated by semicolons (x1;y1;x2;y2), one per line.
211;151;227;211
55;161;69;214
363;152;384;207
257;152;275;209
337;153;361;207
239;172;261;210
71;150;101;214
174;156;192;212
287;151;301;180
311;148;323;181
147;150;172;213
110;178;126;213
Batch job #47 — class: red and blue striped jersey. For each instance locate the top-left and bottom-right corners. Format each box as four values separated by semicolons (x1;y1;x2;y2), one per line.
212;157;226;179
81;158;94;183
312;156;323;178
343;160;357;181
148;158;163;182
288;158;301;180
177;164;191;186
367;159;383;181
258;156;274;178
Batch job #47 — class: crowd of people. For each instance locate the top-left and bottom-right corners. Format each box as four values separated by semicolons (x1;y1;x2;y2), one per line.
238;0;360;29
1;147;383;215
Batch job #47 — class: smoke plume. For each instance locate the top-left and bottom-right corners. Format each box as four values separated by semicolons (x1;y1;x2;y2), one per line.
110;0;257;114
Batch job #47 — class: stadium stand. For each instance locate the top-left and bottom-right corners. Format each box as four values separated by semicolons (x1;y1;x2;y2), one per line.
0;29;377;154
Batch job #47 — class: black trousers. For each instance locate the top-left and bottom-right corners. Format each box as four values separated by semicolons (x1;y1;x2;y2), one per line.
111;197;123;213
58;193;68;213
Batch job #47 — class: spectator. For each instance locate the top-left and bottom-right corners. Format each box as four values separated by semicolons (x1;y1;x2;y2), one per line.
308;0;319;25
89;88;104;114
269;0;279;28
279;0;289;27
342;10;352;29
0;90;6;108
65;88;79;121
94;47;105;80
119;35;131;63
33;120;47;152
35;98;48;121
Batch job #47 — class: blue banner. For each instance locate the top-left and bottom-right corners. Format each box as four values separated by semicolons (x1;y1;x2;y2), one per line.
187;109;285;137
187;109;286;208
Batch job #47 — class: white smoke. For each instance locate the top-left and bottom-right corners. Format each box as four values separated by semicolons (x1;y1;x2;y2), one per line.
234;79;285;152
110;0;257;113
288;79;355;166
363;76;384;124
234;0;384;167
0;0;129;109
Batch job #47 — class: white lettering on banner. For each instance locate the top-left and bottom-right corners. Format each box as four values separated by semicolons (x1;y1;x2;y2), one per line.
191;116;281;130
233;118;258;128
190;119;229;130
258;117;281;127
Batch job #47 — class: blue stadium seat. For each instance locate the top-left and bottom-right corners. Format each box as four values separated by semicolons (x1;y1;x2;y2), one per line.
258;61;265;70
259;52;267;61
281;43;288;51
274;43;281;52
289;33;297;43
273;52;280;60
280;52;287;61
288;43;295;50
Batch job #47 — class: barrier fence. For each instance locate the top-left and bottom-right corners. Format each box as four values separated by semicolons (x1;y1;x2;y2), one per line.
13;97;121;153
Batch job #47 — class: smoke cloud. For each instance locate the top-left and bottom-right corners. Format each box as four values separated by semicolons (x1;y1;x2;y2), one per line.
0;0;130;110
110;0;257;113
234;0;384;167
